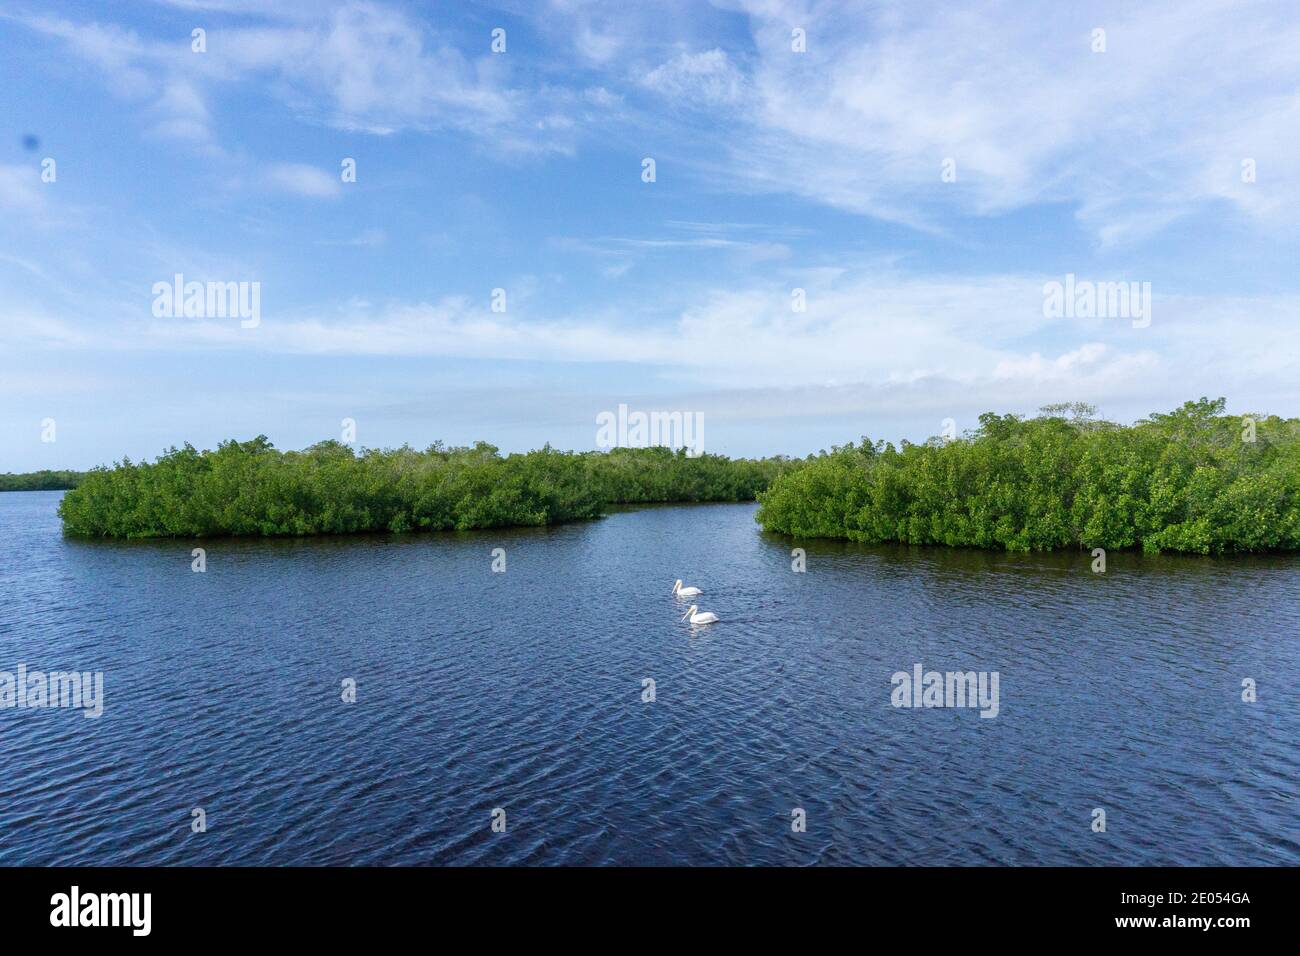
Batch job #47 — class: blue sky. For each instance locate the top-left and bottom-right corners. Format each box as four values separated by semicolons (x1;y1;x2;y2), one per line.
2;0;1299;470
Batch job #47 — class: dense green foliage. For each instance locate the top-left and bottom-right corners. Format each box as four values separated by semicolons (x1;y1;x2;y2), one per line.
58;438;796;538
756;399;1300;554
594;446;793;504
0;470;84;492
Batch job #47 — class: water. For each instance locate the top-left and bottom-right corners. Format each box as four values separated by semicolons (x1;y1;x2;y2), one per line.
0;491;1296;866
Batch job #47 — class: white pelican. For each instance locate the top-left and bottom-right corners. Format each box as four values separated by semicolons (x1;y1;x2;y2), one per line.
672;579;702;598
681;605;719;625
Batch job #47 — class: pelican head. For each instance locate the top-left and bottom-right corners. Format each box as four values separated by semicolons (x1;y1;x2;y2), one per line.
681;604;698;621
672;579;683;594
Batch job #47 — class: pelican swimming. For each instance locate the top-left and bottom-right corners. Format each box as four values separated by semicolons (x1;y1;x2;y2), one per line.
672;579;702;598
680;604;719;625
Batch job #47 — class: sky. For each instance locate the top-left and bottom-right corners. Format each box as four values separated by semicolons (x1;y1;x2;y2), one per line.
2;0;1299;471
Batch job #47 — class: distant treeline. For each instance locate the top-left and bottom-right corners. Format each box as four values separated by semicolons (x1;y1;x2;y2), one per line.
58;439;798;538
0;470;84;492
756;399;1300;554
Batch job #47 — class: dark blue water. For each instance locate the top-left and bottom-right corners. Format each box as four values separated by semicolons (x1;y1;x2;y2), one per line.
0;491;1296;865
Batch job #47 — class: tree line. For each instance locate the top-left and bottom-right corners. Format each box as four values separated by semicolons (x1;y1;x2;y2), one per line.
43;398;1300;550
0;470;84;492
755;399;1300;553
57;439;797;538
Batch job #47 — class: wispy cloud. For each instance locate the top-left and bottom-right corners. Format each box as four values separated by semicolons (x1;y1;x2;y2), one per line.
547;0;1300;241
641;48;745;106
8;3;544;144
264;162;341;198
0;252;50;280
19;268;1293;409
0;164;46;213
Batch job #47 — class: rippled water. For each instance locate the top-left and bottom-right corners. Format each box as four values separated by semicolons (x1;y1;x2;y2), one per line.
0;491;1296;865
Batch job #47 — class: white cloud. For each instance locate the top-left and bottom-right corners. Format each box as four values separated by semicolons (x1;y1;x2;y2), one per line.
148;80;213;144
264;163;342;198
9;3;532;143
642;49;745;106
0;309;96;350
552;233;792;266
218;4;516;134
0;252;49;280
992;343;1157;383
751;0;1300;237
98;271;1293;407
17;1;1300;240
147;0;323;14
10;14;155;97
8;256;1298;446
530;0;1300;241
0;164;46;213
